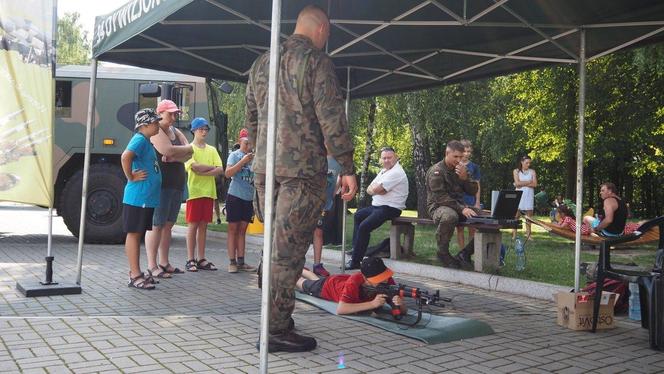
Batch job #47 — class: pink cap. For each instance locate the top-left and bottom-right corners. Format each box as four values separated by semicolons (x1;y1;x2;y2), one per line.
239;128;249;139
156;99;181;113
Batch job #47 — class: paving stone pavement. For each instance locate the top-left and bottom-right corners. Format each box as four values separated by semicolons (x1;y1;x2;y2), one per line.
1;204;663;373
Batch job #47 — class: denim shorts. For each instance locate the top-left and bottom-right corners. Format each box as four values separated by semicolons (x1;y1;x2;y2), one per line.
153;188;183;226
591;217;622;237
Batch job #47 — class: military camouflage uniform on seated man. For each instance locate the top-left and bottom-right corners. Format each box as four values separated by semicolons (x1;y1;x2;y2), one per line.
245;5;355;353
426;140;479;269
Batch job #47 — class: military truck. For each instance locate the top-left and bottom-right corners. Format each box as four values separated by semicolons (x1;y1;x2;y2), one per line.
54;64;215;243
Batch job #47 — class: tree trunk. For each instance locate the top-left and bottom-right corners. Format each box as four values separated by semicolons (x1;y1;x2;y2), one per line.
358;98;377;208
405;96;431;218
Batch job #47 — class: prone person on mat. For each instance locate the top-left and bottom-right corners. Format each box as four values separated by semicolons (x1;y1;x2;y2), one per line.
296;257;408;316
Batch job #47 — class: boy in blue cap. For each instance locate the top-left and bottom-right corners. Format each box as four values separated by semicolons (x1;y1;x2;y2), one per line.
184;118;224;272
121;108;162;290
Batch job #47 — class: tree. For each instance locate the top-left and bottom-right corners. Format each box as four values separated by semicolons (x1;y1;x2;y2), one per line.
56;12;90;65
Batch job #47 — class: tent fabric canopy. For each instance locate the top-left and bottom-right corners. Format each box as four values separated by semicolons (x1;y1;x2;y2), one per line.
92;0;664;98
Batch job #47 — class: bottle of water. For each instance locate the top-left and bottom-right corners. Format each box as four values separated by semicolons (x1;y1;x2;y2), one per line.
515;236;525;271
629;282;641;321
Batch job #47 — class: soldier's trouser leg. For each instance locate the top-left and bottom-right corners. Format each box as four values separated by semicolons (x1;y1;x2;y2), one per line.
431;206;459;257
255;173;325;334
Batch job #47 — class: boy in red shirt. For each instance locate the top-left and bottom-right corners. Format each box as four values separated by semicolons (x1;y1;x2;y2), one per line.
296;257;408;315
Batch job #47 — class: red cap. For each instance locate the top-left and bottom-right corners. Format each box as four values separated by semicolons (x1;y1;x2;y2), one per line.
156;100;181;113
238;128;249;139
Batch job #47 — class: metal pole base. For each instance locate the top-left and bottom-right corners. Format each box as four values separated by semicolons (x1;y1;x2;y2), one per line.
15;256;82;297
16;282;81;297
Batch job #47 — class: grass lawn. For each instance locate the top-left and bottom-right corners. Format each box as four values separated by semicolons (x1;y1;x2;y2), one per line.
176;207;656;288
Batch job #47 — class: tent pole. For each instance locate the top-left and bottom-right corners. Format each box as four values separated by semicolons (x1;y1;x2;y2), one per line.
574;30;586;292
341;67;350;273
75;58;98;286
259;0;281;372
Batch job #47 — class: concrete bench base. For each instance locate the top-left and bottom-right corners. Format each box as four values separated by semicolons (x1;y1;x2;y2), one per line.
390;216;518;273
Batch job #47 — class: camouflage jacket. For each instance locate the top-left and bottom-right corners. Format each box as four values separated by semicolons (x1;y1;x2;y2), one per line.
426;160;478;217
245;34;354;178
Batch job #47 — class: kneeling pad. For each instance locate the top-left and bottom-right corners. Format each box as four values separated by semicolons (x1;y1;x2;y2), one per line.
296;291;494;344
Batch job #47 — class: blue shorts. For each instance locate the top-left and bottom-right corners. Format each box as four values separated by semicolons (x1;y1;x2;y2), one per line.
591;218;622;237
153;188;183;226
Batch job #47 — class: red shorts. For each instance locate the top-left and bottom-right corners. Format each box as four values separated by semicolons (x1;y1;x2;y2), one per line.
186;197;214;223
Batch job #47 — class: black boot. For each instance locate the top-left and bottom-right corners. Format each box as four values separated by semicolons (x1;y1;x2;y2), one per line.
345;259;361;270
455;239;475;269
437;252;460;269
256;331;317;353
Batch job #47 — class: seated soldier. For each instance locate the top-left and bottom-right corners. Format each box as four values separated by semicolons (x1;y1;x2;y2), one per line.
296;257;408;316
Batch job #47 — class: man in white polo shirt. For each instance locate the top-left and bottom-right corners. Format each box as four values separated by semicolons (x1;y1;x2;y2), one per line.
346;147;409;270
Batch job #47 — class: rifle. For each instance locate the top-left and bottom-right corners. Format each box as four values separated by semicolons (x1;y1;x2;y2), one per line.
363;283;451;326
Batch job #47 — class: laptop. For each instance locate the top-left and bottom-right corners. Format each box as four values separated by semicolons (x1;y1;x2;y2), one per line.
466;190;523;225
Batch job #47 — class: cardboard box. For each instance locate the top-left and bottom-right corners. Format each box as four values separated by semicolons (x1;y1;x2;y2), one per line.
554;291;619;331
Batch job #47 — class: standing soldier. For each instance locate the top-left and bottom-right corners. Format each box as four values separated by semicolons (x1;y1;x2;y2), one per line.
426;140;479;269
246;5;357;352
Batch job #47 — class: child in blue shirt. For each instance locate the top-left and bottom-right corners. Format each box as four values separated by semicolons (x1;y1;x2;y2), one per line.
121;108;162;290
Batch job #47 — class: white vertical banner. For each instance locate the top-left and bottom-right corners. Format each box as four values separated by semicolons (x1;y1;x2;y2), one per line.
0;0;55;207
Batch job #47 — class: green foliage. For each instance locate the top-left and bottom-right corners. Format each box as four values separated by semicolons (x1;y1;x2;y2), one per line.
56;12;90;65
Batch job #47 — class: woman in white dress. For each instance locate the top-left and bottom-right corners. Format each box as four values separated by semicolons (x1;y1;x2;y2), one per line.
513;155;537;239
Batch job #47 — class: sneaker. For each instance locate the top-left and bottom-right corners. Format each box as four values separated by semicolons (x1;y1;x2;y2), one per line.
313;264;330;277
228;263;238;273
344;259;361;270
237;263;256;272
216;218;222;225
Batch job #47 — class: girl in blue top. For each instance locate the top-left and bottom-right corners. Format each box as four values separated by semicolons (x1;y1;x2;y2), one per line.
121;108;162;290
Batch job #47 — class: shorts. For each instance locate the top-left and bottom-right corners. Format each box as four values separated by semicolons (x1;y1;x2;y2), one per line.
153;188;183;226
591;217;622;237
315;210;334;229
185;197;214;223
226;194;254;223
302;277;326;298
122;204;154;233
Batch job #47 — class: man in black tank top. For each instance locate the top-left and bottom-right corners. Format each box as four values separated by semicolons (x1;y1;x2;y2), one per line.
583;182;627;236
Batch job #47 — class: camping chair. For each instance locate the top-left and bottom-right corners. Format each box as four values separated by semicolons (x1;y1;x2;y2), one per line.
590;216;664;350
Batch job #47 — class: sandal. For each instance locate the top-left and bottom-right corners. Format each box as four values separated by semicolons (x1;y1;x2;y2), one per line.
143;271;159;284
159;263;184;274
185;259;198;272
196;258;218;271
149;266;172;279
128;273;155;290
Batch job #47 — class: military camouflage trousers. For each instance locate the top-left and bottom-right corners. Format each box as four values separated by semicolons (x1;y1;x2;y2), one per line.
254;173;326;334
431;206;460;257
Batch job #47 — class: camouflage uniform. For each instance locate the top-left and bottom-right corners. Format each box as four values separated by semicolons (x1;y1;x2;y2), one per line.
246;34;354;334
426;160;478;259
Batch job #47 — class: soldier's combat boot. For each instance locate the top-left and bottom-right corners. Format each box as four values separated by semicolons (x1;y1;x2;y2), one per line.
256;331;317;353
455;239;475;269
437;251;460;269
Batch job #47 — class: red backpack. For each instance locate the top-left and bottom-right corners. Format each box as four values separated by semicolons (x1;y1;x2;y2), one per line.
581;279;629;314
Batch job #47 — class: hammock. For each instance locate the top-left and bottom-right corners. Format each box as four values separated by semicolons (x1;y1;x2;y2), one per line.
524;216;661;247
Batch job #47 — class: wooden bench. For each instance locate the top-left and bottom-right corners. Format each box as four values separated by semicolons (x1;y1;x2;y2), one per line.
390;216;520;273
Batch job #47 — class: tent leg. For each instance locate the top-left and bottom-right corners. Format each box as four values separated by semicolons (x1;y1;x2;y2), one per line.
75;58;98;286
574;30;586;292
259;1;281;372
341;67;351;273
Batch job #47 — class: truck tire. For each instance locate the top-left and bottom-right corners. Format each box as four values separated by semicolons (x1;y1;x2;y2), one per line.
59;163;126;244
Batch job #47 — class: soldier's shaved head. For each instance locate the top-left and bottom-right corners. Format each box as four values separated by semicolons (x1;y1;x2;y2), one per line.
294;5;330;49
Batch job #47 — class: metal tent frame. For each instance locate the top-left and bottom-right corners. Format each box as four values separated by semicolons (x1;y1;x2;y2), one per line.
78;1;664;372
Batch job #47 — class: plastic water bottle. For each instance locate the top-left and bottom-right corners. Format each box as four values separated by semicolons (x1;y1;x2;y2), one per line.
629;282;641;321
515;237;525;271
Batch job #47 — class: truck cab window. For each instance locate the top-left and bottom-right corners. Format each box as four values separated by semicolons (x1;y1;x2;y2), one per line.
173;84;195;124
55;81;72;118
138;94;158;112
